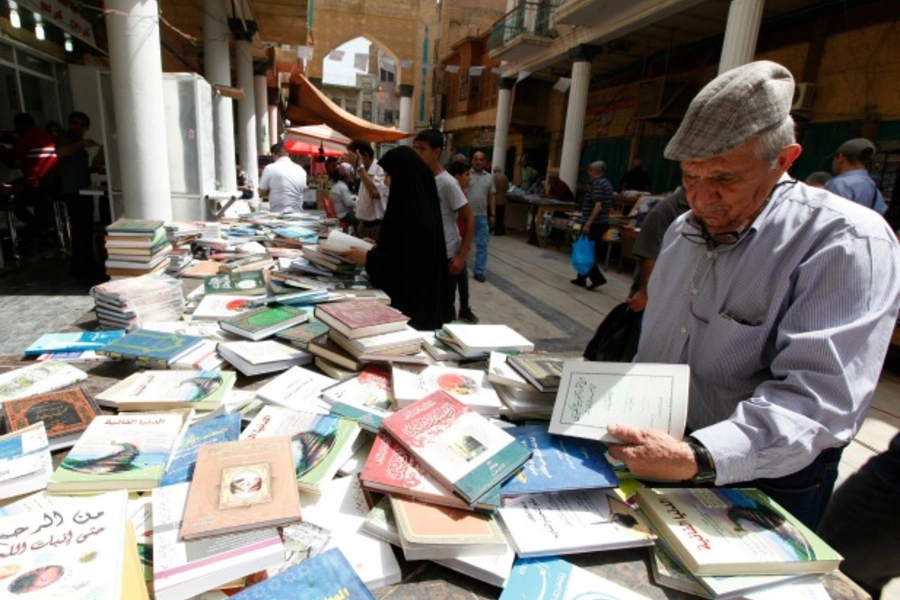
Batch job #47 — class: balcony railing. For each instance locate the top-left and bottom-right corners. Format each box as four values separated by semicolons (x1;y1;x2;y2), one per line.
487;1;561;52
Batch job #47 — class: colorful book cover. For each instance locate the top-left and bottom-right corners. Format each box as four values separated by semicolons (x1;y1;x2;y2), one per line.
160;413;242;486
97;370;236;410
204;270;268;296
49;413;186;492
273;226;318;243
0;360;88;403
96;329;205;367
276;319;330;348
254;366;334;414
0;423;53;500
191;294;255;320
2;387;100;450
500;557;653;600
635;488;843;576
381;391;532;505
24;330;127;356
321;365;394;432
230;548;375;600
219;305;308;339
506;355;566;392
242;406;361;492
500;424;618;497
392;365;503;415
0;490;129;600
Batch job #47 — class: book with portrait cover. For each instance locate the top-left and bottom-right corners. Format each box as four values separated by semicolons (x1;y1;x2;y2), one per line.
96;370;236;411
635;487;842;576
380;391;531;505
2;387;101;451
180;436;302;540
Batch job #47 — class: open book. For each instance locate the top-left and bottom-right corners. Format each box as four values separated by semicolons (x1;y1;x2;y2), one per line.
548;361;689;443
318;230;374;254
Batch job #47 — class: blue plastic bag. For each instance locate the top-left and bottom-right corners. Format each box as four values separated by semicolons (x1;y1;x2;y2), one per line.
571;234;595;276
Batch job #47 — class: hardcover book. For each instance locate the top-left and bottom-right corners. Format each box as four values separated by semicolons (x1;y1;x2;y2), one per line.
635;487;843;576
0;422;53;500
380;390;532;505
160;413;242;486
48;411;187;493
230;548;375;600
97;329;206;368
0;360;87;403
442;323;534;355
217;340;313;376
306;335;363;372
254;366;335;414
276;319;330;349
392;365;503;416
24;330;127;357
180;436;302;539
204;270;268;296
500;424;618;497
320;365;395;432
96;370;236;411
219;305;309;341
328;326;423;358
314;299;409;338
152;482;285;600
507;354;567;392
2;387;101;451
486;351;534;390
500;556;653;600
107;218;164;234
242;405;361;493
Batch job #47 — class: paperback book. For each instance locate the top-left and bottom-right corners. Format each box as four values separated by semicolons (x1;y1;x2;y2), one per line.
217;340;313;376
500;556;653;600
96;370;236;411
507;354;567;392
254;366;334;414
97;329;206;368
24;330;126;356
0;360;87;403
392;364;503;416
320;365;395;432
0;422;53;500
219;305;309;341
191;294;255;320
160;412;242;486
2;387;101;451
442;323;534;356
203;270;268;296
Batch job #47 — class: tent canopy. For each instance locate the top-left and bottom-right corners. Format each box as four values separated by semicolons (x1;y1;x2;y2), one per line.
283;139;343;157
284;124;351;154
286;71;412;144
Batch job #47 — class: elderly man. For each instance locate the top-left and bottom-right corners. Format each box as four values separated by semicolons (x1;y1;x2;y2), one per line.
258;143;306;213
572;160;613;289
825;138;887;215
607;61;900;529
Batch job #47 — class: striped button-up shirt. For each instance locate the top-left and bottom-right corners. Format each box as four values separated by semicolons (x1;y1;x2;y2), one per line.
636;176;900;484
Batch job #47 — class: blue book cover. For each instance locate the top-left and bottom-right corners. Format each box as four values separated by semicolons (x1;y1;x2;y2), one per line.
97;329;205;366
159;413;241;486
501;557;652;600
25;330;127;356
231;547;375;600
500;424;618;497
273;226;319;244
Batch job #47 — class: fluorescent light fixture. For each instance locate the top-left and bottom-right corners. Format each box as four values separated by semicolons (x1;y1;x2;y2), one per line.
34;14;44;40
64;33;73;52
9;1;21;28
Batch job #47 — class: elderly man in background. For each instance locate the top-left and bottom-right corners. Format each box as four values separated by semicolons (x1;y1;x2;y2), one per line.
825;138;887;215
572;160;613;289
258;143;306;213
607;61;900;529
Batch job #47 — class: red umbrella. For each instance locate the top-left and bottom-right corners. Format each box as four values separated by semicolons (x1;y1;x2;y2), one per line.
283;139;343;158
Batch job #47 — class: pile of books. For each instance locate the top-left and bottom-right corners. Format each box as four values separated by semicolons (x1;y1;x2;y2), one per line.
90;273;185;330
104;218;171;279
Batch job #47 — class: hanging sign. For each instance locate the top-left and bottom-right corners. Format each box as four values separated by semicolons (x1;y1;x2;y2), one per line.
17;0;97;47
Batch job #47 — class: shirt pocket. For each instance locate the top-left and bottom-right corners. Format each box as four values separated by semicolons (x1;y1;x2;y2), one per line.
697;314;769;390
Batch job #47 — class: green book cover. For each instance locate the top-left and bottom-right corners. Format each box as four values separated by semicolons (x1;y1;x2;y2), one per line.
204;270;268;296
277;320;330;347
221;305;306;335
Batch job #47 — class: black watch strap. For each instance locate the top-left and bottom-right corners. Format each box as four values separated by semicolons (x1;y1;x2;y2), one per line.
687;437;716;484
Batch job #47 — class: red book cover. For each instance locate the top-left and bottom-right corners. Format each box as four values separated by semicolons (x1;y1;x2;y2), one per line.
315;300;407;336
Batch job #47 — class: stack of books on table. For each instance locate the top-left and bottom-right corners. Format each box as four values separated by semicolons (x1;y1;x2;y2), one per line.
90;273;185;330
104;218;171;279
488;352;568;418
436;323;535;359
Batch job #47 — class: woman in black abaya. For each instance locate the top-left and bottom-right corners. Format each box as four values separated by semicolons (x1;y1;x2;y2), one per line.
345;146;448;331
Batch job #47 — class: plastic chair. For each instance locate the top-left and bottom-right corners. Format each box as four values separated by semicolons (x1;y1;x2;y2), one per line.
323;196;350;231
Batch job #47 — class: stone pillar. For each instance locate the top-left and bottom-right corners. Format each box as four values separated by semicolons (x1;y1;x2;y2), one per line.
255;74;269;155
236;39;258;192
357;88;364;118
491;77;517;176
204;0;237;193
105;0;171;220
559;46;594;196
268;104;279;146
718;0;765;74
398;84;414;145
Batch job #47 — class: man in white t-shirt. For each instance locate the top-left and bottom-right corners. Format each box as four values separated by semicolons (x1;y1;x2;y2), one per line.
413;129;475;323
258;144;307;213
343;139;389;241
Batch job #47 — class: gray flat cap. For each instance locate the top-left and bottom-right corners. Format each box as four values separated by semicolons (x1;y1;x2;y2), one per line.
665;61;794;161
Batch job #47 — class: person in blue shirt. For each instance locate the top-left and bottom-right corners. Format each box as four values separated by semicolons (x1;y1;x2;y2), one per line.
825;138;887;215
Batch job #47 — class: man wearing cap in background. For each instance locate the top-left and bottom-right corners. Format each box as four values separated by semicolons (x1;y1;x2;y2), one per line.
826;138;887;215
606;60;900;529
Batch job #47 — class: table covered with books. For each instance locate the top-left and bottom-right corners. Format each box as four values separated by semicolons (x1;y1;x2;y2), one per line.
0;213;872;600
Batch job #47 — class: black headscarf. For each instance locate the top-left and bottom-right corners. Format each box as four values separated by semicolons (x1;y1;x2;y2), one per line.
365;146;448;331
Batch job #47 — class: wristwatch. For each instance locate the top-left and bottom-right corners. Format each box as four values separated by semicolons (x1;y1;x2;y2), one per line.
686;437;717;484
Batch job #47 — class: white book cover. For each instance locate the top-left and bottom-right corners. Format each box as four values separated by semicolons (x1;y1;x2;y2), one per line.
0;423;53;500
191;294;255;321
255;366;335;414
346;326;423;353
296;475;401;590
128;493;154;545
744;580;832;600
498;488;656;558
143;320;233;341
443;324;534;353
392;365;502;416
0;360;87;403
170;340;227;371
500;556;653;600
96;370;235;410
152;482;284;600
487;351;535;390
319;230;374;253
549;361;690;443
218;340;309;367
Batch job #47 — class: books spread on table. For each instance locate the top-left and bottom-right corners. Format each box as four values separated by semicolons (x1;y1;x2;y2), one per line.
48;411;188;493
635;487;843;576
0;422;53;500
314;300;409;339
392;364;503;416
320;365;395;432
160;413;242;487
548;361;690;443
97;329;206;368
24;330;127;356
0;360;88;403
506;354;567;392
442;323;534;356
192;294;255;321
486;351;535;390
254;366;335;414
242;405;361;493
180;436;302;539
217;340;312;376
90;273;184;329
306;334;364;372
203;270;268;296
96;370;236;411
328;326;423;358
500;556;653;600
276;319;330;349
381;391;532;505
219;305;309;341
2;387;101;451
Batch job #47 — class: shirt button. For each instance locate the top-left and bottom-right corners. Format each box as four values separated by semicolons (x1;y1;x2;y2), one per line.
680;327;687;334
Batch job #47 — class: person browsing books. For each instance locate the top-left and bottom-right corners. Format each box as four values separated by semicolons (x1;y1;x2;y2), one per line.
343;146;447;331
606;61;900;529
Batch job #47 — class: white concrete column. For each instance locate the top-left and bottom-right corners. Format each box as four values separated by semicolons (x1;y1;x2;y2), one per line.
491;77;516;176
255;75;269;155
559;49;593;195
398;84;414;146
236;40;258;192
268;104;279;146
204;0;237;193
718;0;765;74
105;0;171;220
356;89;364;118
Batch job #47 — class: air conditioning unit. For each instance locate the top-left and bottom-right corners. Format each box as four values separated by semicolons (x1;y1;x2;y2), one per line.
792;82;816;113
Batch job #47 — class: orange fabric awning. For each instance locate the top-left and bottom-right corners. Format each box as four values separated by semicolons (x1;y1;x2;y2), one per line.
285;71;412;144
